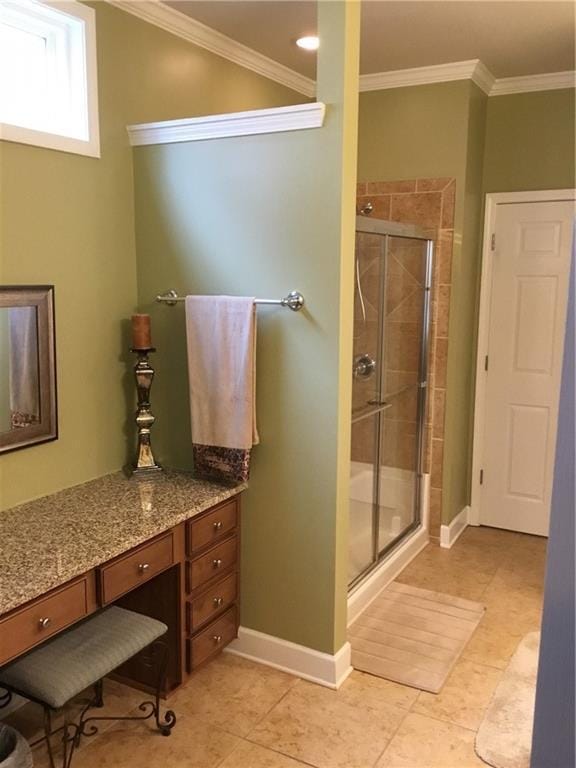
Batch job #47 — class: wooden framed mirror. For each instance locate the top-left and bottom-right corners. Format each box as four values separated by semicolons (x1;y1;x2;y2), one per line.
0;286;57;454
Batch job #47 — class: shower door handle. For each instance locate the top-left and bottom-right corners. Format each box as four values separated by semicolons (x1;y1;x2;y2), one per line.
351;401;391;424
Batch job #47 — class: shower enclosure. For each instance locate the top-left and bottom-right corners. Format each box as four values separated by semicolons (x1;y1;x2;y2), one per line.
349;216;433;589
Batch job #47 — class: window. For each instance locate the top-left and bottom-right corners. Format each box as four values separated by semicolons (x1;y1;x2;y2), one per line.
0;0;99;157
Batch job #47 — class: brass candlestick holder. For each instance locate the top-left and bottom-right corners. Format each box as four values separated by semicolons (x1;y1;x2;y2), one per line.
131;347;162;476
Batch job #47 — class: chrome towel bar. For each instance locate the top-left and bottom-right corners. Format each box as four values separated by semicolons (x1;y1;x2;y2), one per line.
156;289;305;312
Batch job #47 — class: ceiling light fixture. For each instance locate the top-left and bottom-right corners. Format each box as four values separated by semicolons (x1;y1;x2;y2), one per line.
296;36;319;51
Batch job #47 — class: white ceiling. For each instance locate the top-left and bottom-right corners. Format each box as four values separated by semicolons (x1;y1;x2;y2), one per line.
165;1;575;80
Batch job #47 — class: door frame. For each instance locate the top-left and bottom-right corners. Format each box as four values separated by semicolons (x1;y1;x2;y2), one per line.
469;189;576;527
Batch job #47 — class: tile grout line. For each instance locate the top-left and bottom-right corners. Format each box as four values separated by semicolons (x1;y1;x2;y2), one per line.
242;735;321;768
212;734;319;768
404;709;480;734
370;703;413;768
242;676;301;741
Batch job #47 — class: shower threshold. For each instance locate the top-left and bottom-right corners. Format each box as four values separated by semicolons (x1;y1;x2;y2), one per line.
347;475;430;626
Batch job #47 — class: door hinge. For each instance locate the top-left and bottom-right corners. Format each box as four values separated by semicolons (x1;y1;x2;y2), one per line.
484;355;489;371
491;233;496;251
480;469;484;485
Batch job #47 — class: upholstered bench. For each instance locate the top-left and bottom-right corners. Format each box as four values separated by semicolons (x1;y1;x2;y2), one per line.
0;606;176;768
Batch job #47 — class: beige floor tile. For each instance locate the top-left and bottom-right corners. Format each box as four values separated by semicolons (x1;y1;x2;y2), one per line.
250;678;408;768
483;571;544;604
341;670;419;711
411;658;502;730
376;713;485;767
395;564;491;602
171;653;298;737
71;709;241;768
462;619;525;670
220;740;313;767
481;578;543;636
458;527;529;551
496;562;546;590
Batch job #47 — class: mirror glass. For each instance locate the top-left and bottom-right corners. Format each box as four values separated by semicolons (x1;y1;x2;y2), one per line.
0;287;57;454
0;306;41;432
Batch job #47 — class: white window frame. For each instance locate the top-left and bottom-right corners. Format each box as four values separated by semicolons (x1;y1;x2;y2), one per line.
0;0;100;157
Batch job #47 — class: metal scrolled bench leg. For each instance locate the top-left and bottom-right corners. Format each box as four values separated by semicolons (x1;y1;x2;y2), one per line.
0;607;177;768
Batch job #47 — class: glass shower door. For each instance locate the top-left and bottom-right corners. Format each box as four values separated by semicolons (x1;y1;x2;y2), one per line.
349;231;385;584
377;235;430;555
349;224;432;590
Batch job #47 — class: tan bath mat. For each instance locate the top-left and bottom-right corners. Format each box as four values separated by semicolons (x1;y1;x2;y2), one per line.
475;632;540;768
348;581;485;693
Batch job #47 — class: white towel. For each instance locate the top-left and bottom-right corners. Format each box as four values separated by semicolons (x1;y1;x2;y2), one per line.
185;296;258;482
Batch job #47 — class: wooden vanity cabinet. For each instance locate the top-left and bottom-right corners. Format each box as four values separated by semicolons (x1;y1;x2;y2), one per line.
0;572;97;667
0;493;241;691
185;497;241;672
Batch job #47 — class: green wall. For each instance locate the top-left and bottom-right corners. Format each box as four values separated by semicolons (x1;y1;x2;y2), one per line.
0;2;301;512
133;3;360;655
443;83;487;525
358;81;470;184
358;82;470;231
483;89;575;193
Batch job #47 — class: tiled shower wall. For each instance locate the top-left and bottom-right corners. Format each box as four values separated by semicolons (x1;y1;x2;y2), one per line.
355;178;455;538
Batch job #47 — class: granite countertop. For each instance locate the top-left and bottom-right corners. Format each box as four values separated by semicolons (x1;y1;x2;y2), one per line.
0;470;246;616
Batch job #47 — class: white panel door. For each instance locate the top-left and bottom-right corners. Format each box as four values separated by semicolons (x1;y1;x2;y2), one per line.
481;199;574;535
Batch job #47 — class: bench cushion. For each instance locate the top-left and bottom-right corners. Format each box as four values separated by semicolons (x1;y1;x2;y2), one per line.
0;607;167;709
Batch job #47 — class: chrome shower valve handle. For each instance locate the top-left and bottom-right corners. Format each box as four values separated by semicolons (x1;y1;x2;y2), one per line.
353;354;377;379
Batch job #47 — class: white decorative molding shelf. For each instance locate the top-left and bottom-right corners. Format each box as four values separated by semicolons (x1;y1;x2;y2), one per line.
127;102;326;147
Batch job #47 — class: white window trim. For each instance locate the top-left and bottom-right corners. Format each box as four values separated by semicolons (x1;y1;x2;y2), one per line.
0;0;100;158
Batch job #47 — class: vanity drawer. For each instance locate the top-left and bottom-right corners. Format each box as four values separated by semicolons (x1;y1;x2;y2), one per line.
0;573;96;667
188;536;237;592
187;500;238;556
188;607;237;670
99;533;174;605
187;573;237;633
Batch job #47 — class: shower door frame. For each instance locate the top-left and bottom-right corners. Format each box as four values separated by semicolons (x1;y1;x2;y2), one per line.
349;216;434;592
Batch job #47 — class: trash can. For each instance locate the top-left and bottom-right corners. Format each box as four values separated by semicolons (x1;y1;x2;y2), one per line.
0;725;33;768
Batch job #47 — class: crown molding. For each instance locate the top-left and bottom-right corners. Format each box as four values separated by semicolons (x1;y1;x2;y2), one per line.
359;59;574;96
471;61;496;96
127;102;326;146
359;60;493;94
106;1;573;101
490;70;576;96
106;0;315;98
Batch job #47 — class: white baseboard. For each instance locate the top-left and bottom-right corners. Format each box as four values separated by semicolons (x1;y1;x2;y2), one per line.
225;627;352;690
440;505;470;548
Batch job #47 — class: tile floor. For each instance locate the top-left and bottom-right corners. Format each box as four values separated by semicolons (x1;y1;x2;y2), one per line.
7;526;546;768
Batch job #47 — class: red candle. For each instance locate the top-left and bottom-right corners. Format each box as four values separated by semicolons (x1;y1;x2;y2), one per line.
131;314;152;350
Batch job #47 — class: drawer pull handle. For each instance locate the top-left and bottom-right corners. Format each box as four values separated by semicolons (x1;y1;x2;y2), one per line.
213;559;223;569
213;635;222;644
213;521;223;531
213;597;224;607
138;563;150;573
39;617;52;630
